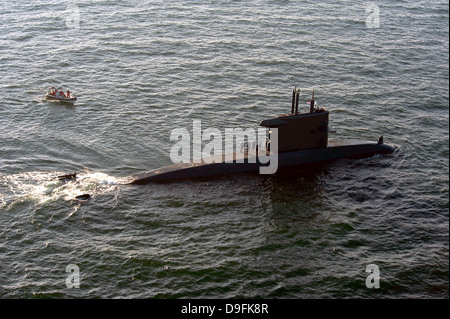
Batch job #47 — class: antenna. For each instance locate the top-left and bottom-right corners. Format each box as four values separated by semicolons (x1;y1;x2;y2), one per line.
295;88;300;115
310;90;315;113
291;86;296;114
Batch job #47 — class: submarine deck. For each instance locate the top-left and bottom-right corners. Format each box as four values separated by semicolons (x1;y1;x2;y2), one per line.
130;139;395;184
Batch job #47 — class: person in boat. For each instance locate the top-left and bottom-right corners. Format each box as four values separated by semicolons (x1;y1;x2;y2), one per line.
67;90;70;98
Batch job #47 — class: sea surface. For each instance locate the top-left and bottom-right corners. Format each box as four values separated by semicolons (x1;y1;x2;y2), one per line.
0;0;448;299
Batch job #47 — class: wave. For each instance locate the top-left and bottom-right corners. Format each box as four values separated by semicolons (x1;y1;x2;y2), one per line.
0;169;126;211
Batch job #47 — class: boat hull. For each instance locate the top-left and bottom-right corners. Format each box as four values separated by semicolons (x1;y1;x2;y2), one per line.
46;94;77;103
130;140;396;184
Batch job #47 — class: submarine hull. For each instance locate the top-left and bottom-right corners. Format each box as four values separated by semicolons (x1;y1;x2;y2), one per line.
130;140;396;184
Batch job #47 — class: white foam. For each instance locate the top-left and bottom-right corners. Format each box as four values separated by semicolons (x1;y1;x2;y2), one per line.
0;170;121;210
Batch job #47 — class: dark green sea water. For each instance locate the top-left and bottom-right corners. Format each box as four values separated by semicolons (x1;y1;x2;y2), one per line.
0;0;448;298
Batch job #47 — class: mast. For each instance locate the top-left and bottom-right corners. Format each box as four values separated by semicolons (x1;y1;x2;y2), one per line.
291;86;296;114
295;88;300;115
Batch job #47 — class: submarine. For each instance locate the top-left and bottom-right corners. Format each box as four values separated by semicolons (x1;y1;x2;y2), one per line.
130;87;396;184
